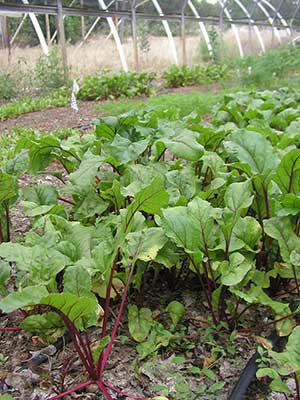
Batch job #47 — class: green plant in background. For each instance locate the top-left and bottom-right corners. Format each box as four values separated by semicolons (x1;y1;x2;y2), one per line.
78;71;155;100
35;48;67;90
0;87;70;121
236;45;300;88
163;64;227;88
0;73;16;100
200;28;220;63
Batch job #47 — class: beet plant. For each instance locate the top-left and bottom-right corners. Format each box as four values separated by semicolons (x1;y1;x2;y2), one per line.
1;90;300;398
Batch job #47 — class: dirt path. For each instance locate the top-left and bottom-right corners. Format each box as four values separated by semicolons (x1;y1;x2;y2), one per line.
0;101;100;133
0;84;220;134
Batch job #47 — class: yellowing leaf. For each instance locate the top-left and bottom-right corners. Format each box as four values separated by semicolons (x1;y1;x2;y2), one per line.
203;353;217;369
254;336;273;350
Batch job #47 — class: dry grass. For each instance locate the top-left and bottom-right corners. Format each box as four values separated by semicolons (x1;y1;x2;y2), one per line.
0;27;294;78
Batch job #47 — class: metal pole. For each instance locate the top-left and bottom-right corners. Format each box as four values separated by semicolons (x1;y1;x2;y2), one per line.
80;0;85;40
57;0;68;81
45;0;51;45
131;0;139;70
180;0;188;65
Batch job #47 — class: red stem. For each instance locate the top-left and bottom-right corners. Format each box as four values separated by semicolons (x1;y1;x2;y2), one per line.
238;311;300;333
48;380;93;400
95;380;114;400
101;249;120;340
0;327;22;331
103;381;145;399
99;263;135;375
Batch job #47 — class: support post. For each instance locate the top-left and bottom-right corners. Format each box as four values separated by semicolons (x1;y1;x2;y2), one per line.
131;0;139;71
45;0;51;45
57;0;68;82
180;0;188;65
80;0;85;40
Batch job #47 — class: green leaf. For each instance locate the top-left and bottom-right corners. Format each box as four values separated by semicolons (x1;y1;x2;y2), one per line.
0;395;14;400
0;286;49;313
224;181;254;213
224;130;278;178
158;206;202;264
92;335;110;363
124;228;167;262
187;197;218;252
0;242;68;285
166;300;185;327
220;253;253;286
231;216;262;252
273;149;300;195
107;134;150;165
0;260;10;290
64;265;92;297
0;171;17;203
128;305;153;342
68;151;102;190
264;217;300;262
40;292;98;330
20;312;65;341
123;177;169;233
22;184;58;205
158;129;204;161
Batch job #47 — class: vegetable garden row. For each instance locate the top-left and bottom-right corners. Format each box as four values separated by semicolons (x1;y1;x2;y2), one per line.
1;87;300;399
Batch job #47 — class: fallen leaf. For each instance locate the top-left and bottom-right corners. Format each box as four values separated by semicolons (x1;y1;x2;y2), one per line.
203;353;217;368
254;336;273;350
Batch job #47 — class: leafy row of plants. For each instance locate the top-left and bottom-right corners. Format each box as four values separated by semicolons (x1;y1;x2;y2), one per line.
162;64;227;88
0;88;70;122
77;71;156;101
236;44;300;87
1;88;300;398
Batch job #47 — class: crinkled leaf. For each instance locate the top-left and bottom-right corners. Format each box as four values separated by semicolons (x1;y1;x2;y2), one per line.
41;292;98;330
220;253;253;286
124;228;167;262
158;130;204;161
224;181;254;213
224;130;278;178
20;312;65;341
264;217;300;262
273;149;300;195
123;177;169;233
64;265;92;297
0;286;49;313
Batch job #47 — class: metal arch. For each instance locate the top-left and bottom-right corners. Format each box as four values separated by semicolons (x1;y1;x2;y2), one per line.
260;0;291;36
187;0;213;57
289;1;300;29
253;0;281;43
21;0;49;55
232;0;265;53
150;0;178;65
219;0;244;58
97;0;128;71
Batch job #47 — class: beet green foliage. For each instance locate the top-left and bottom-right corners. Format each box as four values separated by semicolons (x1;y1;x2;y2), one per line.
1;88;300;398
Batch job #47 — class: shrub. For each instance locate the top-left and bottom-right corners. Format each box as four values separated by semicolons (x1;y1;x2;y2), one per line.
77;71;155;101
163;64;227;88
236;45;300;87
0;73;16;100
35;49;67;90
